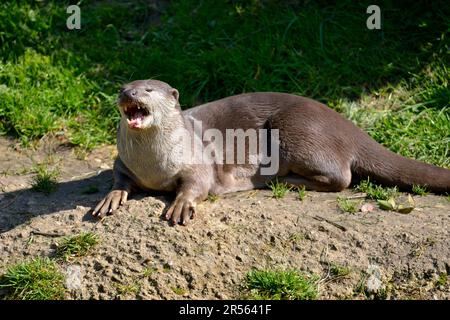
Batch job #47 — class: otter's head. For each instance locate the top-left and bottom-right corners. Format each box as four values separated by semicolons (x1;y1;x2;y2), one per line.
118;79;180;130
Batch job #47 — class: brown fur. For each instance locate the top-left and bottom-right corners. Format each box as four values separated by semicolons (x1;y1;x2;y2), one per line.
93;80;450;225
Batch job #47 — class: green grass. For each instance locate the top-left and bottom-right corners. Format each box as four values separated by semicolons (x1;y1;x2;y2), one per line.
114;282;140;298
355;178;399;200
267;179;292;199
31;165;59;195
55;232;100;261
243;269;318;300
142;267;157;278
207;194;220;203
412;184;429;196
436;273;447;286
0;0;448;163
344;100;450;168
330;263;351;278
353;273;367;296
336;197;359;214
288;233;305;244
0;257;65;300
297;186;307;201
171;286;186;296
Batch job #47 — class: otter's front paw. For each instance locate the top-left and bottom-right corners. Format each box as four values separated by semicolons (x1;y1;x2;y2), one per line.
92;190;128;218
165;197;196;226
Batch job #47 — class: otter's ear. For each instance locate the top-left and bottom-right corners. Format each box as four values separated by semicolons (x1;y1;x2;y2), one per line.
172;89;179;102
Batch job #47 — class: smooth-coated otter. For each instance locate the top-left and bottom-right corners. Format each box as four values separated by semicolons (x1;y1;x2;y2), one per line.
92;79;450;225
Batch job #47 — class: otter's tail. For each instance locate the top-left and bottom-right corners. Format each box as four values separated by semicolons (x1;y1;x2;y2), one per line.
352;139;450;194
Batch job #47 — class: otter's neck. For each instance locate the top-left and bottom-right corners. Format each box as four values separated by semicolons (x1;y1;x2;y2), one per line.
117;112;191;190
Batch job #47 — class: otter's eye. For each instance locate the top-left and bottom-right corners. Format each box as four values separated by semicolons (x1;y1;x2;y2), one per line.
145;88;153;93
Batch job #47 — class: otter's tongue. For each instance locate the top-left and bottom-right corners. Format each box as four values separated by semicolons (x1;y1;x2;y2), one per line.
128;110;145;128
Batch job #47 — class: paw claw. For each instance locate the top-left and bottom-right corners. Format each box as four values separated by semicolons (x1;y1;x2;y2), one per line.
165;197;195;226
93;190;128;219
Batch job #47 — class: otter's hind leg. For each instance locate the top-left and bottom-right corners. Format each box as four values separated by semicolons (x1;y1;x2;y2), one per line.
278;166;352;192
276;143;353;192
268;106;354;192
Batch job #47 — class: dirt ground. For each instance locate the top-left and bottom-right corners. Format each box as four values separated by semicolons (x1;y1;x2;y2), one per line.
0;136;449;300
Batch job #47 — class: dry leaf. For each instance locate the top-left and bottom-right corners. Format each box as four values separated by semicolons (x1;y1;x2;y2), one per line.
396;205;414;214
377;195;415;213
377;199;395;211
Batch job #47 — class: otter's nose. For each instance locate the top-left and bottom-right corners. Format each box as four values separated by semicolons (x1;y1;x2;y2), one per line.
123;89;137;100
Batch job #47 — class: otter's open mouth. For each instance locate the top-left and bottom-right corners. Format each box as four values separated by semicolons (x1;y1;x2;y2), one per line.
123;104;150;128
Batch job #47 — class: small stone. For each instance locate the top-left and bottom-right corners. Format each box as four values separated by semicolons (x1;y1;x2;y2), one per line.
17;230;28;238
361;203;375;213
102;268;113;277
66;265;82;291
365;264;383;294
215;292;225;299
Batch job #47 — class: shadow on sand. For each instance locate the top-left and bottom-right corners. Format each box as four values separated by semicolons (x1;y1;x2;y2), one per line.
0;170;174;234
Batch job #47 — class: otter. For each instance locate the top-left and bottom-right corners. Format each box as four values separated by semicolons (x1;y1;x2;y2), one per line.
92;79;450;225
